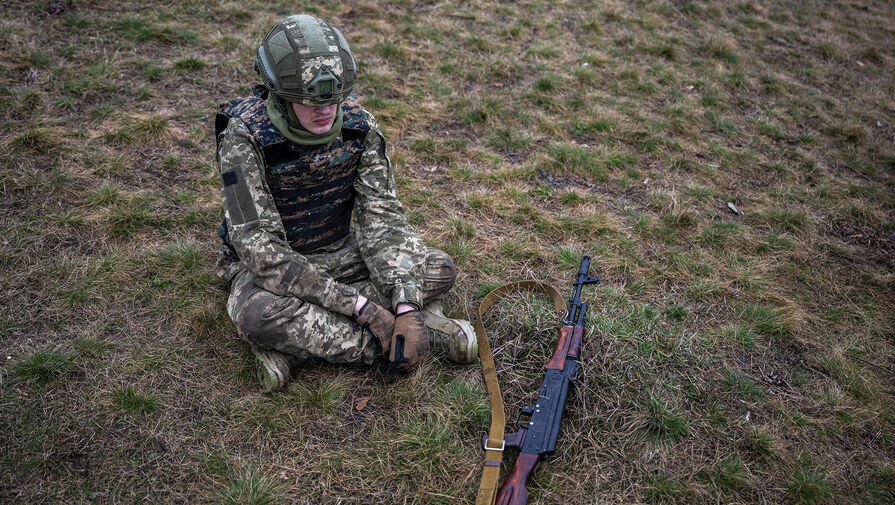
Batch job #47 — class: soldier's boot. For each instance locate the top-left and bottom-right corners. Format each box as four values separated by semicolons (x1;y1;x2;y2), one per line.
251;344;292;392
422;303;478;364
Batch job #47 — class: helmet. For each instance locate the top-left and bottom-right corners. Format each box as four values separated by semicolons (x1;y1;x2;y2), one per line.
255;14;356;106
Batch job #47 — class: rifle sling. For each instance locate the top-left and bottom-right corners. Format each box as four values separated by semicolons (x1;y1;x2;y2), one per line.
474;281;566;505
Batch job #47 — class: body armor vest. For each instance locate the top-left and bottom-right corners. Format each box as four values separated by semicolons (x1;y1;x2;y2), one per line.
216;86;370;254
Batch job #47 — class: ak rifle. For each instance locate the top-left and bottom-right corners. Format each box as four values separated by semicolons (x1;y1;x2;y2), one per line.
482;255;600;505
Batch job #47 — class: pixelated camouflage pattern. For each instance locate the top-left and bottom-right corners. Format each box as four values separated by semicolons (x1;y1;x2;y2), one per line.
216;95;427;325
226;238;456;365
256;14;355;106
224;94;368;253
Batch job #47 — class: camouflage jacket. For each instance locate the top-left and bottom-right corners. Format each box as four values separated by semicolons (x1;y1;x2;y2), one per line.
217;101;426;316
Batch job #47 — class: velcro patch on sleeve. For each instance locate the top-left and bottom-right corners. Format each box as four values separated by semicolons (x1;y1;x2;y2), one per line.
222;171;238;186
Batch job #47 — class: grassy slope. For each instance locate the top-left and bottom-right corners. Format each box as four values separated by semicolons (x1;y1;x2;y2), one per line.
1;0;893;503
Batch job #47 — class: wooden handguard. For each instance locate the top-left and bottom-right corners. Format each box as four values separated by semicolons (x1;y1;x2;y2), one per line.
545;325;584;370
495;453;539;505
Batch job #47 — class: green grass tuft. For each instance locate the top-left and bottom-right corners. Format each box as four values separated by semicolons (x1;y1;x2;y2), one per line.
173;57;205;72
73;336;117;359
111;386;161;415
757;120;785;141
741;426;776;462
498;237;540;259
742;304;791;337
663;305;688;322
488;127;532;152
375;42;402;59
786;468;834;504
439;234;475;263
547;143;606;180
86;184;122;207
140;63;165;81
156;240;203;273
11;349;73;384
106;203;152;238
218;466;282;505
133;114;171;139
287;376;346;414
718;324;757;348
765;207;808;232
444;216;476;240
644;471;692;504
556;246;584;269
197;446;232;477
699;453;749;495
432;380;488;428
643;396;688;443
10;127;55;153
723;369;765;400
395;415;462;474
534;73;563;92
862;464;895;504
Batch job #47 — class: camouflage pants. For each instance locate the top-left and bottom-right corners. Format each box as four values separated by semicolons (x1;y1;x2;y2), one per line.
226;234;456;365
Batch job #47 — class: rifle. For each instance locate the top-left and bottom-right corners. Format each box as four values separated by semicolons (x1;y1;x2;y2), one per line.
479;255;600;505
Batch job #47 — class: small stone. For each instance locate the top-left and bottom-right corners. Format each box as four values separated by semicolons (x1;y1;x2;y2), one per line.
727;202;744;216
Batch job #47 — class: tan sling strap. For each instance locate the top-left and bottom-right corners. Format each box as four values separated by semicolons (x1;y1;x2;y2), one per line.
474;281;566;505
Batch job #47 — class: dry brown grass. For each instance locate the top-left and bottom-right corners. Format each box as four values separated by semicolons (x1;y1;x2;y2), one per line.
1;0;894;504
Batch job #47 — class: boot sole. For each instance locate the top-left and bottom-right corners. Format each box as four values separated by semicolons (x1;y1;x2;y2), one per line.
454;318;478;364
254;350;290;392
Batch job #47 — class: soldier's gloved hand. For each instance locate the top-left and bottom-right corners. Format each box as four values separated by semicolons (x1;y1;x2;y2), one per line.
389;309;429;370
354;299;395;357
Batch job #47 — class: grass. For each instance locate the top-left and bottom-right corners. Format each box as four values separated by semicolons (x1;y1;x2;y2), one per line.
2;0;894;503
10;349;73;384
741;303;793;338
287;375;347;414
173;57;205;72
723;369;765;401
643;396;688;443
699;453;749;496
644;471;692;504
85;184;121;207
111;386;162;416
740;426;776;463
106;203;153;237
217;466;282;505
9;127;56;153
786;467;834;504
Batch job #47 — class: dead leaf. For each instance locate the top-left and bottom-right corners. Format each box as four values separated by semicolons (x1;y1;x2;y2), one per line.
355;397;369;411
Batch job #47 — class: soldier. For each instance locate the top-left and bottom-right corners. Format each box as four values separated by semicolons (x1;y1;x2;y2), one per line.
214;14;477;392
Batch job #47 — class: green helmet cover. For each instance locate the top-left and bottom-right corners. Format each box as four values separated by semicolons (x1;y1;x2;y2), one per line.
255;14;356;106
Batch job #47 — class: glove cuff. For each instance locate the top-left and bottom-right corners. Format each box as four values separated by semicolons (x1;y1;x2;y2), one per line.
352;298;372;323
395;308;420;318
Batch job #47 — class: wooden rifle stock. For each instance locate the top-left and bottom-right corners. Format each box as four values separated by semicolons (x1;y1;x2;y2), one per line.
495;453;539;505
